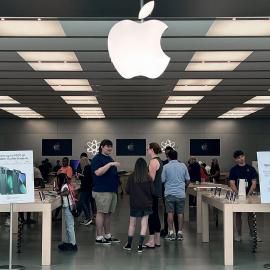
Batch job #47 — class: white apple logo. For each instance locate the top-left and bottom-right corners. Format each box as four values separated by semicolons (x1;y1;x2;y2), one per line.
108;1;170;79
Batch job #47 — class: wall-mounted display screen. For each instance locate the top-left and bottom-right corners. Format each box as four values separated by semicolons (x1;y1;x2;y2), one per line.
42;139;72;156
116;139;146;156
190;139;220;156
70;160;80;173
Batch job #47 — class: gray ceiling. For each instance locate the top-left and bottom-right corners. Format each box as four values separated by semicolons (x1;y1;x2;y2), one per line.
0;17;270;119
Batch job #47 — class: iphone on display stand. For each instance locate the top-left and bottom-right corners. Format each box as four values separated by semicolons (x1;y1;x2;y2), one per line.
39;191;44;201
12;169;21;194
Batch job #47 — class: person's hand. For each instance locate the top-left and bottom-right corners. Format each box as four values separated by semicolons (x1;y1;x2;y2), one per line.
110;162;121;167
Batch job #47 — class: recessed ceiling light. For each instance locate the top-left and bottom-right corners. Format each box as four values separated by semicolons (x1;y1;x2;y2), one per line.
0;107;44;118
72;107;105;118
0;20;65;36
17;52;78;61
186;62;241;71
28;62;82;71
45;79;90;86
218;107;263;118
61;96;98;104
207;20;270;36
166;96;203;104
174;79;222;91
244;96;270;104
157;107;191;118
0;96;20;104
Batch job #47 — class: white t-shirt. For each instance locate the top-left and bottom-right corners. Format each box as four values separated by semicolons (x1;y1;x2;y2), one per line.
61;183;73;207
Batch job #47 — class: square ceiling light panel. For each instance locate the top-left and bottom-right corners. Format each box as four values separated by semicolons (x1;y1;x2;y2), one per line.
0;107;44;118
62;96;98;104
72;107;105;118
174;79;222;91
17;52;82;71
218;107;263;118
0;96;19;104
45;79;92;91
207;20;270;36
166;96;204;104
0;20;66;36
157;107;191;118
244;96;270;104
186;51;252;71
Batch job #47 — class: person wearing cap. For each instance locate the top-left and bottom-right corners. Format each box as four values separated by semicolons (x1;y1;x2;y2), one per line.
229;150;261;242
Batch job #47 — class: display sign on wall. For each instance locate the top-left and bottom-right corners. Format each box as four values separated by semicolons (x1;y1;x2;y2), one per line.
257;151;270;203
0;151;34;204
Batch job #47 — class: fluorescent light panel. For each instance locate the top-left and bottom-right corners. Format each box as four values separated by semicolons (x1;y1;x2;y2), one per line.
17;52;78;61
218;107;263;118
0;96;19;104
0;21;66;36
166;96;203;104
72;107;105;118
244;96;270;104
186;51;252;71
207;20;270;36
28;62;82;71
62;96;98;104
174;79;222;92
158;107;191;118
45;79;92;91
0;107;44;118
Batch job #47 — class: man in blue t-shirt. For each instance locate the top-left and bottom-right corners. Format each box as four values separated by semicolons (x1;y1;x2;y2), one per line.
91;139;121;245
162;150;190;241
229;150;261;242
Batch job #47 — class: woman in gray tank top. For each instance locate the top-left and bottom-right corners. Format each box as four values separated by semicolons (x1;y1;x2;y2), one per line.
143;142;163;248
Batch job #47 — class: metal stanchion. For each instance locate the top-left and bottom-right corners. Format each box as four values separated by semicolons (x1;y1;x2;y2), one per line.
0;203;25;270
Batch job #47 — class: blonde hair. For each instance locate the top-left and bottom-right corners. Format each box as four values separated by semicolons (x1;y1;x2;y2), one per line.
80;157;90;173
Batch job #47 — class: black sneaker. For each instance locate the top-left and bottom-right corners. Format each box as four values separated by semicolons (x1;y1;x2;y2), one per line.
66;244;78;251
123;243;131;251
160;229;168;236
95;238;111;245
138;245;143;253
84;219;93;226
58;242;72;251
105;237;121;243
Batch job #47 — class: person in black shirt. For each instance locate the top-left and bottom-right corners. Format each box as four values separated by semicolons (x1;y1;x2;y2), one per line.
53;160;62;173
210;158;220;183
39;160;49;183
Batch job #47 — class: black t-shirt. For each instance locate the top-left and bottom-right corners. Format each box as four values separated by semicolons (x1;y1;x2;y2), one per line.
210;164;220;179
229;164;258;194
189;161;201;182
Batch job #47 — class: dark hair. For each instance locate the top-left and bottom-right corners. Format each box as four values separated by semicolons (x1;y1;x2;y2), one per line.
202;163;206;167
80;152;88;158
165;146;173;151
56;160;60;163
149;142;162;154
62;157;69;162
233;150;244;159
45;158;49;162
168;150;178;160
57;173;68;189
99;139;113;154
133;158;150;184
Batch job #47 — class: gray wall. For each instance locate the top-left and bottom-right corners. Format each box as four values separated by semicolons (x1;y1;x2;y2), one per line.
0;118;270;172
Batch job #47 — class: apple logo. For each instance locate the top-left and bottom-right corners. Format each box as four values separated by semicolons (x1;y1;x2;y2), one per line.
201;143;208;151
53;143;60;151
127;143;134;151
108;1;170;79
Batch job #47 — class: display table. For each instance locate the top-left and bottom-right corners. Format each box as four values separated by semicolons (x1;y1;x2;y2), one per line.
201;194;270;265
185;183;230;233
0;194;61;265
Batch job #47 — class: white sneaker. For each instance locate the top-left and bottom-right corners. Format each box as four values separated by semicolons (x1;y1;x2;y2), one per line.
5;219;10;227
234;236;242;242
250;236;262;242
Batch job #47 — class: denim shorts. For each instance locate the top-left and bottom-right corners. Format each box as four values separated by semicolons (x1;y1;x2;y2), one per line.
165;195;185;214
130;210;153;217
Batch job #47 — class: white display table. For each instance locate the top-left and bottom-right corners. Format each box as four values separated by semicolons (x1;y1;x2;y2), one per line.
202;194;270;265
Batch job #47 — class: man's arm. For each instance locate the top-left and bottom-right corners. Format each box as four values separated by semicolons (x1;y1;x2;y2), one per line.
247;180;257;196
230;180;238;194
94;162;120;177
149;159;159;181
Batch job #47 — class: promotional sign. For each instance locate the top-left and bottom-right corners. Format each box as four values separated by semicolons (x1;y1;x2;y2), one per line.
257;151;270;203
0;151;34;204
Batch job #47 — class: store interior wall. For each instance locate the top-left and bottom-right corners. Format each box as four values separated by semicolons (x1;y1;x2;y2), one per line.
0;118;270;172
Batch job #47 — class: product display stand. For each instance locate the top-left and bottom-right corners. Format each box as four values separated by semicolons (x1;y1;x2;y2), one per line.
0;203;25;270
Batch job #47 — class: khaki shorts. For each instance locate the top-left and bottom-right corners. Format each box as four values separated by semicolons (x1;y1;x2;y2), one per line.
92;191;117;213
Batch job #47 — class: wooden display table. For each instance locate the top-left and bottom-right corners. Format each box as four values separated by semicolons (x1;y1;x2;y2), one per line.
185;183;230;233
202;194;270;265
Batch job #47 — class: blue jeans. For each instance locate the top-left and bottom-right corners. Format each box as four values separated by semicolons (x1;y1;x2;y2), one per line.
63;206;76;245
80;191;91;220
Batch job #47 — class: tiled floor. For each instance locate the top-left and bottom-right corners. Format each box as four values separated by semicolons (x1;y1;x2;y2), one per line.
0;195;269;270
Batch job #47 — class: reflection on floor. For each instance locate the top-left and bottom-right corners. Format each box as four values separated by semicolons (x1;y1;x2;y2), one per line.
0;195;270;270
